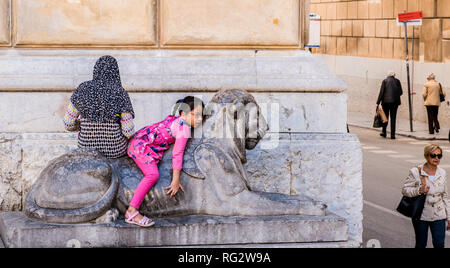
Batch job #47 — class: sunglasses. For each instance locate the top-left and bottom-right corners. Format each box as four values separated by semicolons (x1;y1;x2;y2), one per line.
429;153;443;159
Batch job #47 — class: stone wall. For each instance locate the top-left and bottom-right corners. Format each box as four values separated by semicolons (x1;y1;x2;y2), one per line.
0;0;309;48
310;0;450;63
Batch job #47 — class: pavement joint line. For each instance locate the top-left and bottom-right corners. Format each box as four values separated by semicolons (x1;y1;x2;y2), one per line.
348;124;449;141
363;200;450;237
409;141;433;145
362;146;381;150
388;154;415;158
405;159;427;164
370;150;397;154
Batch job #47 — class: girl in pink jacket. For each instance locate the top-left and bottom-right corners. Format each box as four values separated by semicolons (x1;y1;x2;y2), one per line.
125;96;204;227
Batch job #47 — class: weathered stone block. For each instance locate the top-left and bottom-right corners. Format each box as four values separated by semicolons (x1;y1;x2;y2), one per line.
161;0;301;46
326;36;337;55
0;212;349;248
420;19;442;62
389;19;401;38
336;2;348;20
382;0;394;19
407;0;419;12
352;20;364;37
357;1;369;19
0;0;9;45
347;1;358;19
321;20;331;36
382;38;394;58
369;0;383;19
394;0;408;17
326;2;337;20
443;40;450;63
357;38;369;57
0;92;348;134
315;2;327;18
0;49;347;93
331;20;342;36
347;37;358;56
393;38;405;59
337;37;347;55
342;20;353;37
290;134;362;241
13;0;157;46
0;134;22;211
421;0;436;17
376;20;389;38
437;0;450;17
443;19;450;39
364;20;376;37
369;38;382;58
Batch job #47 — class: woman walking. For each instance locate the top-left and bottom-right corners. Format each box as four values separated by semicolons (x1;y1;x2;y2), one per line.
423;73;446;134
402;144;450;248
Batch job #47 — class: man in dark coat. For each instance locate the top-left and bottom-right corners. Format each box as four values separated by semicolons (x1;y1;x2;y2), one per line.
376;71;403;139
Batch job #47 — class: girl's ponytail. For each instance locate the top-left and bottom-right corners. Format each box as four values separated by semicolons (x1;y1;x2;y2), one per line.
172;98;184;116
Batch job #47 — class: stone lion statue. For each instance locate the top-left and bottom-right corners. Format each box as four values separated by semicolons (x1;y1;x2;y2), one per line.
25;89;325;224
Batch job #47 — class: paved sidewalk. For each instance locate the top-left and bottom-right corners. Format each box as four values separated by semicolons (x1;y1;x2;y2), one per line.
348;111;449;141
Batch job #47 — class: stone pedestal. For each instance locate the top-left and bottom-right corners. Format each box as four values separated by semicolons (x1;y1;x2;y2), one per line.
0;212;348;248
0;49;362;247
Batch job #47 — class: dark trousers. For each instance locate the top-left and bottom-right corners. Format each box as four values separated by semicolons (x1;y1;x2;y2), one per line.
426;106;440;134
381;103;398;138
412;219;446;248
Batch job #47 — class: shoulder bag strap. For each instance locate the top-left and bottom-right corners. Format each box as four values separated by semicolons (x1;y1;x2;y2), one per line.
417;166;426;187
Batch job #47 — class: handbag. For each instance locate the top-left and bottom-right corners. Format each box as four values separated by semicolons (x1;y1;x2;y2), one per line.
373;107;386;128
439;83;445;102
396;166;427;220
373;113;383;128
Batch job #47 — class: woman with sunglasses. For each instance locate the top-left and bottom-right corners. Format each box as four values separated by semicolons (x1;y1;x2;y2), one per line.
402;144;450;248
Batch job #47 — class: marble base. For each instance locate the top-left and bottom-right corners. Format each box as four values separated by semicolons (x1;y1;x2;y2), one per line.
0;132;362;244
0;212;348;248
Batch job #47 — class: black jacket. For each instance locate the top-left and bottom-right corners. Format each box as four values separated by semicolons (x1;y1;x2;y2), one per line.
376;76;403;105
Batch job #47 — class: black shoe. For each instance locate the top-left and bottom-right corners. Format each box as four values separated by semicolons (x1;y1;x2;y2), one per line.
391;136;396;140
380;133;386;138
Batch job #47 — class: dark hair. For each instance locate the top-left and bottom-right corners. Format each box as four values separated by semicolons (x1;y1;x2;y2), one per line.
172;96;205;116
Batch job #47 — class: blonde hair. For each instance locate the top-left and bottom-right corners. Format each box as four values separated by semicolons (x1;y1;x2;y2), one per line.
424;144;442;158
427;73;436;80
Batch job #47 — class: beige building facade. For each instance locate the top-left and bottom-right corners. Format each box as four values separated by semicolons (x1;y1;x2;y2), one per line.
310;0;449;62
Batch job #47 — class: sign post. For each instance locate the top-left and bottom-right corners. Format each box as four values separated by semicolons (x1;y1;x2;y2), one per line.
398;11;423;132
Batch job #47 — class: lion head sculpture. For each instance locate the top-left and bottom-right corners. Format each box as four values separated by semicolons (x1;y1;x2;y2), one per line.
24;89;325;224
117;89;325;218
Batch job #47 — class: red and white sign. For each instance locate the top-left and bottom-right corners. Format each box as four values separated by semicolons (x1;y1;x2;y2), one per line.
398;11;423;22
397;11;423;26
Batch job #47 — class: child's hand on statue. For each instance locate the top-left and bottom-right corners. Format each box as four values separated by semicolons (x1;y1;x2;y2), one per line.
165;169;185;198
